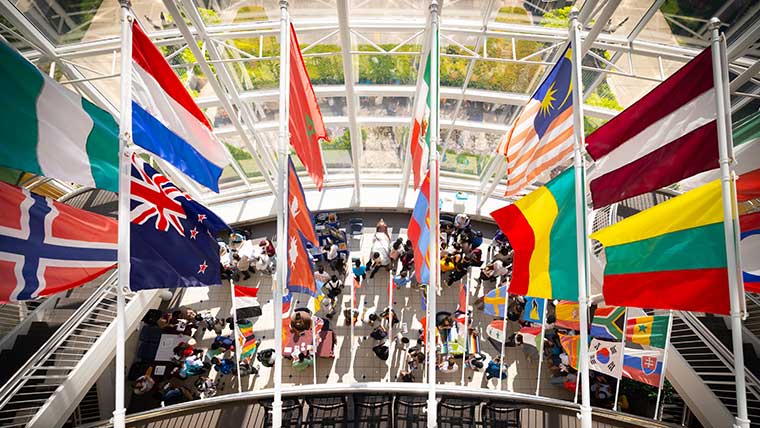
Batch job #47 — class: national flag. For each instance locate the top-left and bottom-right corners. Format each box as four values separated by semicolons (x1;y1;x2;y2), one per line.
458;281;468;313
289;24;327;190
518;326;542;348
288;157;318;246
0;41;118;192
282;289;292;319
623;347;664;387
626;315;669;349
408;171;432;284
590;179;730;314
591;306;626;341
130;155;229;290
287;219;317;297
490;168;578;301
234;285;261;319
467;328;480;354
421;289;427;312
486;320;508;343
131;22;229;192
586;48;719;208
410;38;434;190
496;45;574;197
554;301;581;330
236;319;258;362
0;181;117;302
741;212;760;291
523;297;545;324
483;285;509;317
559;334;580;369
588;338;623;378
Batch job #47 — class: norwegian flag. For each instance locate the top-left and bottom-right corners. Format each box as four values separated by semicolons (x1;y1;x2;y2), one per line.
130;155;229;290
0;181;117;302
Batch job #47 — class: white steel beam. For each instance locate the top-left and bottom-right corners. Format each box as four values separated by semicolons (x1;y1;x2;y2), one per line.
337;0;362;206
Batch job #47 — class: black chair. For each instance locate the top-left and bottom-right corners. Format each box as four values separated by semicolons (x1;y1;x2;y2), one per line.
348;218;364;236
306;396;347;427
394;395;427;428
481;401;522;428
438;398;476;428
354;394;392;428
262;399;302;427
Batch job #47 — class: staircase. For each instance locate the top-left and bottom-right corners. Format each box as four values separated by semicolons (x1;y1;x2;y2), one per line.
669;311;760;427
0;271;161;428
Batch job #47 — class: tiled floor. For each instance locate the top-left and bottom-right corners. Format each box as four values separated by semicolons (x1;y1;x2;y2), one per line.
170;221;572;401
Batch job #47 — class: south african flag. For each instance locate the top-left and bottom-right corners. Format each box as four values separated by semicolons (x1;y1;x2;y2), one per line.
590;306;626;341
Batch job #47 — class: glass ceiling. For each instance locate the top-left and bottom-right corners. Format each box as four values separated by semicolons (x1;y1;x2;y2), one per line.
2;0;759;209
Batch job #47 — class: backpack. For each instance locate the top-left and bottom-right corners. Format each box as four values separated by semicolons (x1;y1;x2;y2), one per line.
373;344;389;360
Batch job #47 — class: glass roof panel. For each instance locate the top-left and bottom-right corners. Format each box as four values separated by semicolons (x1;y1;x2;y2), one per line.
359;125;404;171
322;125;352;171
0;14;36;51
350;0;427;20
440;130;499;176
221;135;265;183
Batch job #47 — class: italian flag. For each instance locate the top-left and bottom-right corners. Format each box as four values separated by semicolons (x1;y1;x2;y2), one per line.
410;37;436;190
0;41;119;192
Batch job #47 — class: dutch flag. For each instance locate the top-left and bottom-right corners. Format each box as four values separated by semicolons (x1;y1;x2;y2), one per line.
131;22;228;192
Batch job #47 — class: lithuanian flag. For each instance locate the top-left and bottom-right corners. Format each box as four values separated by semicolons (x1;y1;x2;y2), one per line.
490;168;577;301
591;179;730;314
626;315;668;349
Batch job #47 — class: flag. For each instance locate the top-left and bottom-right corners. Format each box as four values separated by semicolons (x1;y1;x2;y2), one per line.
490;168;577;301
518;326;542;348
131;22;229;192
234;285;261;319
623;347;664;387
282;289;292;319
486;320;508;343
483;285;509;317
586;48;719;208
421;288;427;312
554;301;580;330
0;41;118;192
626;315;669;349
741;212;760;291
588;338;623;378
289;24;327;190
523;297;545;324
458;281;468;313
591;306;626;341
236;319;258;362
0;181;117;302
496;45;574;196
590;179;730;314
559;334;579;369
410;41;434;190
408;172;431;284
287;219;317;297
130;155;229;290
288;157;318;246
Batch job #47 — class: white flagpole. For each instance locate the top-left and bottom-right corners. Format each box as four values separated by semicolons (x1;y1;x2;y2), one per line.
426;1;440;426
569;9;592;428
115;2;132;427
273;1;291;425
229;279;243;393
460;272;471;386
350;272;356;351
386;272;394;382
709;18;750;428
654;311;674;420
497;292;508;390
613;307;629;411
311;297;317;384
535;298;549;396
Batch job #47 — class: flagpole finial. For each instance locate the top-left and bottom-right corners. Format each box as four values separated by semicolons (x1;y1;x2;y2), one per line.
708;17;722;31
430;0;439;14
280;0;289;8
569;7;579;20
118;0;131;8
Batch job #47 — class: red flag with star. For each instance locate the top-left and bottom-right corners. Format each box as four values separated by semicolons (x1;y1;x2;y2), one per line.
289;24;327;190
286;218;317;296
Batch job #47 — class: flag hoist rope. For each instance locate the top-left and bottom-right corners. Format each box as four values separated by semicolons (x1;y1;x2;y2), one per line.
115;2;132;427
274;1;291;426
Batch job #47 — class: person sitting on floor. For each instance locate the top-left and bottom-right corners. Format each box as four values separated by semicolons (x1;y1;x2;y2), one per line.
485;357;508;380
438;355;459;373
292;352;313;372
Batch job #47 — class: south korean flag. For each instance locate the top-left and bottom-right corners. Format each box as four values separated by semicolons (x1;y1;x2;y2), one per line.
589;338;624;379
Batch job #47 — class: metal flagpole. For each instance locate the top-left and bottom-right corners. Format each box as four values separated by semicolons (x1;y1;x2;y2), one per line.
613;307;629;411
535;298;549;396
273;1;291;425
569;9;592;428
426;1;440;426
387;272;394;382
654;310;674;419
497;293;508;390
229;279;243;393
114;2;132;427
312;297;317;384
350;272;356;351
709;18;750;428
460;272;471;386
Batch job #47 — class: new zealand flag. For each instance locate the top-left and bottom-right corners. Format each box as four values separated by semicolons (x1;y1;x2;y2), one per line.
130;155;229;290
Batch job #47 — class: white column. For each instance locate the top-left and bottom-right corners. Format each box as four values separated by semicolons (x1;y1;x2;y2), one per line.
426;2;440;426
569;9;592;428
114;3;132;428
654;311;674;419
273;1;291;426
709;18;750;428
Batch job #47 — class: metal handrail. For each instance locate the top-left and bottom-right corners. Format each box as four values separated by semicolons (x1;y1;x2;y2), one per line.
0;296;57;351
745;293;760;312
0;270;121;410
675;310;760;401
77;383;680;428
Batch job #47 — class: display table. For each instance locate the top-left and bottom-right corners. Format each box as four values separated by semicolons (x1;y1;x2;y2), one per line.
282;317;335;358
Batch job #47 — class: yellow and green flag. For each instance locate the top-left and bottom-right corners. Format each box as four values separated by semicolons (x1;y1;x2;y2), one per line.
625;315;668;349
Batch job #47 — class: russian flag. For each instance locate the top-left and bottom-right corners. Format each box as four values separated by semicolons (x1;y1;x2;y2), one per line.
131;22;228;192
